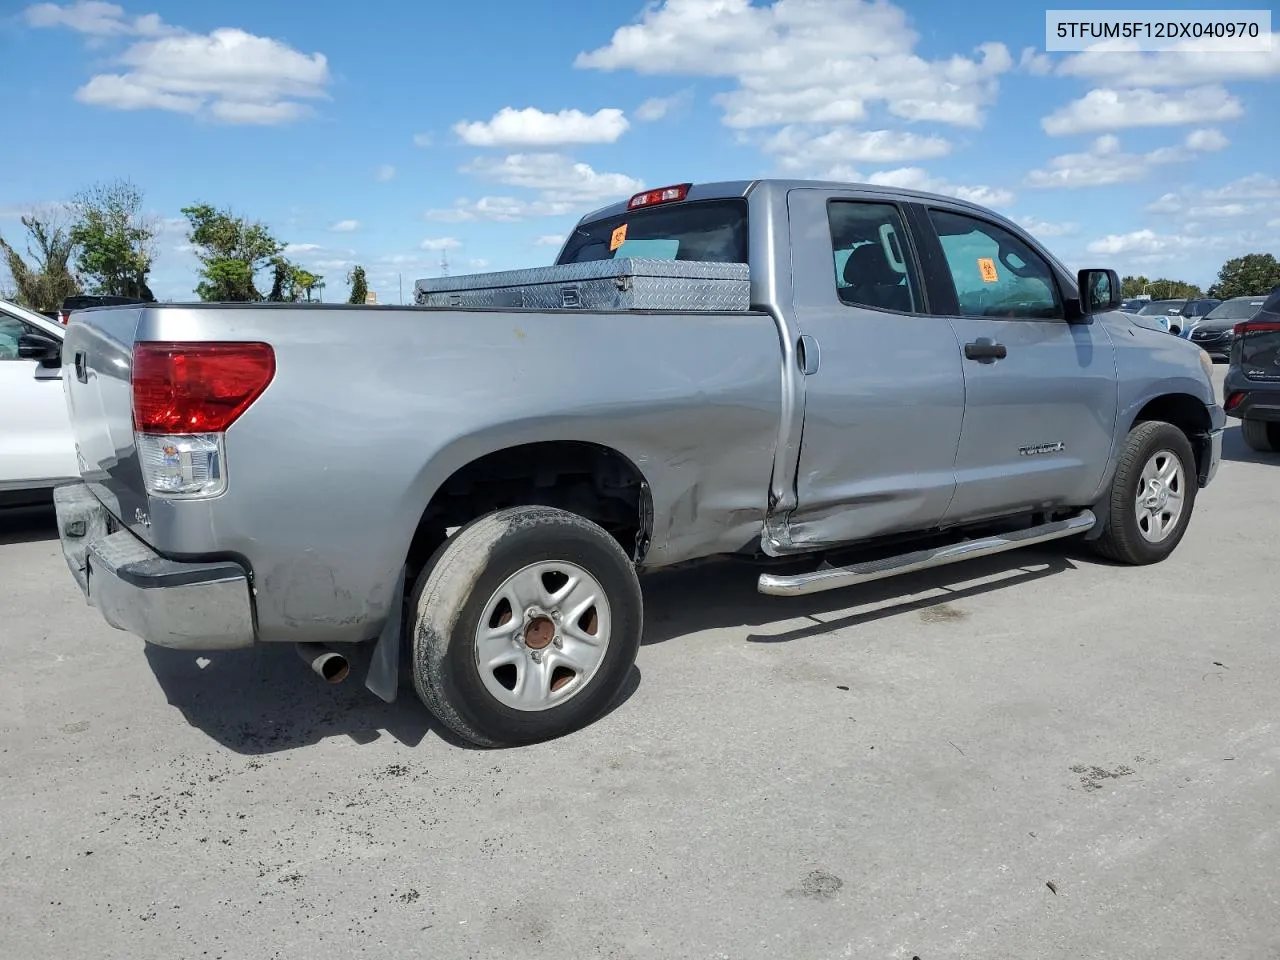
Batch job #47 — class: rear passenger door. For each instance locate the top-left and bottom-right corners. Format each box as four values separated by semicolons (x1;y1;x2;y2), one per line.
783;189;966;548
906;203;1118;525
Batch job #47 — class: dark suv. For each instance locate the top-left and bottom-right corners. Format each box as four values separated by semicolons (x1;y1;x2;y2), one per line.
57;294;152;325
1224;287;1280;452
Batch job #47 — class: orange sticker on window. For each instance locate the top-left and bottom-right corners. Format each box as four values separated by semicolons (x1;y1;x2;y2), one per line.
610;224;628;251
978;257;999;283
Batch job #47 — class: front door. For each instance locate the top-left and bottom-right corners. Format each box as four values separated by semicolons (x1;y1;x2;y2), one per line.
913;205;1118;524
781;189;966;549
0;310;76;488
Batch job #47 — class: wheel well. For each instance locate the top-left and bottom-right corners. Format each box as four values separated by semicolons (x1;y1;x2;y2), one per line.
1131;393;1213;473
405;441;652;582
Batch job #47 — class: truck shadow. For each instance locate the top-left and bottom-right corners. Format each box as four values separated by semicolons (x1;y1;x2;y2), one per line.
1221;424;1280;465
640;548;1078;646
0;504;58;545
143;642;641;756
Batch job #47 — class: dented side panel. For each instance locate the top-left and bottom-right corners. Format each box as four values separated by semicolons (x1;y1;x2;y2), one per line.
106;304;783;645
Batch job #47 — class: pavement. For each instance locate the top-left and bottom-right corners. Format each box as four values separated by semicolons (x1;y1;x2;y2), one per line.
3;365;1278;960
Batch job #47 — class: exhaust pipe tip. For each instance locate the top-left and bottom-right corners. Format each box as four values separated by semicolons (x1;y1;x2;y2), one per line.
296;642;350;684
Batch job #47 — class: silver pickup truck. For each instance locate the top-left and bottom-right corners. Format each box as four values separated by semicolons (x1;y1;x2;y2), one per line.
52;178;1224;747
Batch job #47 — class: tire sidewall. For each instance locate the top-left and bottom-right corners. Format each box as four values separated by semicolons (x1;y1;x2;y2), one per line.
418;513;642;746
1113;424;1197;562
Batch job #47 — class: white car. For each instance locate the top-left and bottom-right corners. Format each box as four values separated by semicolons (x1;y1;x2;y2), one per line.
0;299;77;502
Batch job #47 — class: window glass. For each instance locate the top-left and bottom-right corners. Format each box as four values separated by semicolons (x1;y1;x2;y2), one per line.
0;314;32;361
557;199;748;264
827;201;921;313
928;209;1063;319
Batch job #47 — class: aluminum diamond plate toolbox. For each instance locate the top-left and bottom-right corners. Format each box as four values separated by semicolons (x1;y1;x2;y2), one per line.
414;258;751;312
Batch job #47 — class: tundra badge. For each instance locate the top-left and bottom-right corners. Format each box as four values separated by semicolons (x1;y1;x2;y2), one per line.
1019;442;1065;457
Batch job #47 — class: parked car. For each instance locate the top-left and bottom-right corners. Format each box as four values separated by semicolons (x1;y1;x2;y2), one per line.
50;178;1224;747
1173;297;1221;335
0;299;77;504
1223;286;1280;452
1187;295;1268;360
57;294;152;325
1119;297;1149;313
1134;299;1188;333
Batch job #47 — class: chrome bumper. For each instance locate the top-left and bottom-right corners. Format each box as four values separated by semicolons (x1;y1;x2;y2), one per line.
53;483;256;650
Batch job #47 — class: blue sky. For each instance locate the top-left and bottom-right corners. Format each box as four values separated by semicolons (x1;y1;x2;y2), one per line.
2;0;1277;301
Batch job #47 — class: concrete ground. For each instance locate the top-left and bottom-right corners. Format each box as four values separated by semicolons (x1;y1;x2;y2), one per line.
3;366;1278;960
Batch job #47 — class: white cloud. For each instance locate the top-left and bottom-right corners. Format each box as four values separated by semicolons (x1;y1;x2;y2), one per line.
32;6;332;125
453;107;629;146
426;197;582;223
463;153;644;202
534;235;564;246
412;133;432;148
862;167;1015;207
375;164;396;182
1016;215;1078;237
1041;85;1243;136
764;125;952;167
468;259;490;269
1025;131;1225;189
284;243;323;254
635;89;693;121
1018;46;1052;75
1269;218;1280;229
1056;36;1280;87
1085;229;1205;256
576;0;1013;130
24;1;172;36
420;237;461;251
330;219;359;232
1144;174;1280;220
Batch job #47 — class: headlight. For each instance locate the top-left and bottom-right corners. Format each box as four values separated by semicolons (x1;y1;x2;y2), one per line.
1199;349;1214;379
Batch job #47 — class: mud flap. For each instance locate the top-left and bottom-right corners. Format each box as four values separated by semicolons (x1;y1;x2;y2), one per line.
364;567;405;703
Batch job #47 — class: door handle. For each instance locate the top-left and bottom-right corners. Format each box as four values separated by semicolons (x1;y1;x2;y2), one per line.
797;334;821;375
964;339;1007;363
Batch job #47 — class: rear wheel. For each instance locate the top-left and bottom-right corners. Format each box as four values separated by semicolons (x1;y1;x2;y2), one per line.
1241;417;1280;453
1092;421;1197;565
409;505;643;747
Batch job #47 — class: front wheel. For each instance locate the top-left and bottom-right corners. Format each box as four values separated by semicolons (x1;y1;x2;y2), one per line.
1091;421;1197;565
409;505;643;747
1241;417;1280;453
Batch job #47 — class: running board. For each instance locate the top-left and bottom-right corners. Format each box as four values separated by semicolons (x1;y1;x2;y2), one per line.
757;510;1096;598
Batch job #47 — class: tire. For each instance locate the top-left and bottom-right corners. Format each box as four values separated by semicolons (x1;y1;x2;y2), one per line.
1091;421;1197;565
1241;417;1280;453
409;505;643;747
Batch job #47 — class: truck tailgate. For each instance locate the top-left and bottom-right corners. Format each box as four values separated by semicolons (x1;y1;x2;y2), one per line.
62;309;152;536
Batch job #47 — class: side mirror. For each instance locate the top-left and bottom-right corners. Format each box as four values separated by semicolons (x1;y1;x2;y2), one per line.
1077;268;1122;315
18;332;61;364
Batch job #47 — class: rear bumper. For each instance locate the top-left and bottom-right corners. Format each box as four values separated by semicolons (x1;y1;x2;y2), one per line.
1223;371;1280;423
53;483;256;650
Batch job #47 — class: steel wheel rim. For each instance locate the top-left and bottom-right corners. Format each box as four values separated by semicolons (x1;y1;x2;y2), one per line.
474;560;613;712
1134;448;1186;544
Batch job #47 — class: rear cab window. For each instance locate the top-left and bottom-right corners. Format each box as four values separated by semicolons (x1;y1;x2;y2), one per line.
556;199;749;265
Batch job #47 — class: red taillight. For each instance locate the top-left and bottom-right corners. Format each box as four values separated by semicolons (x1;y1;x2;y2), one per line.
627;183;691;210
59;311;70;325
132;341;275;435
1233;320;1280;336
1225;391;1244;412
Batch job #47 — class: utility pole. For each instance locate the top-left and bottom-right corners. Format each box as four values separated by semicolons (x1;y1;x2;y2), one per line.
440;249;450;277
398;273;403;305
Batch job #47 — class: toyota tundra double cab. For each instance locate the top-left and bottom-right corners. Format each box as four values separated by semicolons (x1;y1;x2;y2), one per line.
52;178;1223;747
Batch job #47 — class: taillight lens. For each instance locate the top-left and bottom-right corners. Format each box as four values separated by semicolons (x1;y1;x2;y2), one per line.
1234;320;1280;336
1225;391;1244;412
131;342;274;499
627;183;691;209
132;341;275;434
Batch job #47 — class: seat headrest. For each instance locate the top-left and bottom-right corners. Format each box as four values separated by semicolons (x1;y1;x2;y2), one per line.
843;242;903;287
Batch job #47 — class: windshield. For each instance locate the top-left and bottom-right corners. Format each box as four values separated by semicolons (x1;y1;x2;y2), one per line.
557;198;748;265
1205;297;1266;321
1137;300;1184;315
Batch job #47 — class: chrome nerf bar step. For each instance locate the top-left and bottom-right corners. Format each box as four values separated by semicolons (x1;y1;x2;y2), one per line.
757;510;1096;598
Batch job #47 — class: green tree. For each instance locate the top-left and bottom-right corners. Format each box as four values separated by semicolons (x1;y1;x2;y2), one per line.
0;209;82;311
69;178;156;300
1120;275;1150;298
181;203;284;301
294;268;322;302
1208;253;1280;300
1145;278;1202;300
346;265;368;304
